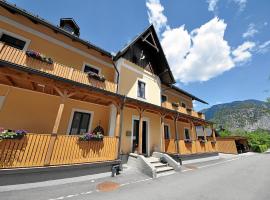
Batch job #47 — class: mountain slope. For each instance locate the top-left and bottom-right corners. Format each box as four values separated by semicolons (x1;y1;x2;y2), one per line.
201;100;270;131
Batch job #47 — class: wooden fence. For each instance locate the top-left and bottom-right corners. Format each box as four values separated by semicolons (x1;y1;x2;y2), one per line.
0;134;119;169
216;138;238;154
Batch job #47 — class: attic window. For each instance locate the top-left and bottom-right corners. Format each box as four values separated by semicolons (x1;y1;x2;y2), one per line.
142;32;159;52
63;24;75;34
137;80;146;99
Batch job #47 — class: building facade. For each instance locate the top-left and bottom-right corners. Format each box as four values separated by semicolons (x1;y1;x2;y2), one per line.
0;1;218;168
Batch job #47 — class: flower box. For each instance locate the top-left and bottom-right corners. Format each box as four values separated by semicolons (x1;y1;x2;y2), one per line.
0;128;27;140
87;71;106;82
184;139;193;143
172;102;179;108
26;50;53;64
79;132;104;141
199;139;207;143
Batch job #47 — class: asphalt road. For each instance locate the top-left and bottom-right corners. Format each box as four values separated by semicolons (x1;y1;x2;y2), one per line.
1;153;270;200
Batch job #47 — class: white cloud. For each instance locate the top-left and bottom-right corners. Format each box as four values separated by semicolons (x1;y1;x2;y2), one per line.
146;0;168;34
256;40;270;54
232;0;247;11
207;0;247;14
242;23;258;38
232;41;255;63
162;18;235;83
146;0;255;83
207;0;219;12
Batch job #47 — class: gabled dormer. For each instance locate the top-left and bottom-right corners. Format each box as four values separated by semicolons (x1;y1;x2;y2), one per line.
60;18;80;36
115;25;175;85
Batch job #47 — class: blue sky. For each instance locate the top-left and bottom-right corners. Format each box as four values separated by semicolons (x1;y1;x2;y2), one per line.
8;0;270;110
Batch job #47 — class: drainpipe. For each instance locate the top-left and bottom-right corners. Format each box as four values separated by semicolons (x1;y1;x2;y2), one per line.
117;95;126;161
112;57;120;93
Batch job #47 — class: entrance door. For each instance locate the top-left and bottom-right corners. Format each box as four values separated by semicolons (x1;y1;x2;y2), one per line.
132;119;148;155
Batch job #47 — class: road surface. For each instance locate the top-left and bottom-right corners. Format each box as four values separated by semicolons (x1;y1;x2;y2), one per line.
1;152;269;200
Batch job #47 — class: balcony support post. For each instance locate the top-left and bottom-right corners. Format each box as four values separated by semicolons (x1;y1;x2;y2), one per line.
174;113;180;154
160;113;166;153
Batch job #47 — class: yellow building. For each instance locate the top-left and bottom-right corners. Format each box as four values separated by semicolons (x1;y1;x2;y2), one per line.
0;1;222;171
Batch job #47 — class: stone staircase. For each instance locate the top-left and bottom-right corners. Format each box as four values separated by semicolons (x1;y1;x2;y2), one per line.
127;152;180;178
145;157;175;177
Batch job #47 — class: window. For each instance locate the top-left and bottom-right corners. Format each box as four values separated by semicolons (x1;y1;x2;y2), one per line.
184;128;190;140
83;64;100;75
195;126;204;140
0;96;5;111
63;24;75;34
69;111;91;135
181;102;186;108
0;34;26;50
137;81;145;99
161;95;167;103
164;125;170;140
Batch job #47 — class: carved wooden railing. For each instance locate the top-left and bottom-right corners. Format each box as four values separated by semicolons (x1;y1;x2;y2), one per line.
161;101;205;119
0;134;118;168
0;42;117;93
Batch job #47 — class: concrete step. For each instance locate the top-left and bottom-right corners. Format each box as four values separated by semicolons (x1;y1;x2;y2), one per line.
156;166;174;173
146;157;160;163
152;162;167;168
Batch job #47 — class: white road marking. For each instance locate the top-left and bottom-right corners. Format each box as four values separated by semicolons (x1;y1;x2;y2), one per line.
197;158;240;169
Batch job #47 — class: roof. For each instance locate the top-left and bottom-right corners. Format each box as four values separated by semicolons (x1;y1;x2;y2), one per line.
170;85;208;104
114;24;175;85
0;0;112;57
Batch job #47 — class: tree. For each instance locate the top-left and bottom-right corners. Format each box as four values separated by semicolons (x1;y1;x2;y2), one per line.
267;97;270;103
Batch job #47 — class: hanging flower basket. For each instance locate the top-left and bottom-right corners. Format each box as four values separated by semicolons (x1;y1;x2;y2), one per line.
0;128;27;140
87;71;106;82
26;50;53;64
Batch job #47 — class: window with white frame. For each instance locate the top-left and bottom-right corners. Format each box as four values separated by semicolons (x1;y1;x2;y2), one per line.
69;111;91;135
0;96;5;111
161;95;167;103
184;128;190;140
0;33;26;50
164;124;170;139
181;102;186;108
137;80;146;99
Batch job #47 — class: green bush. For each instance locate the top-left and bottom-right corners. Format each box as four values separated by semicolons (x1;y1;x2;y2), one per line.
252;144;268;153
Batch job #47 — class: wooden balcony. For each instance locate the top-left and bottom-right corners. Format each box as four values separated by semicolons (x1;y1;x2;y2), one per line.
161;101;205;119
0;42;117;93
0;134;119;168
